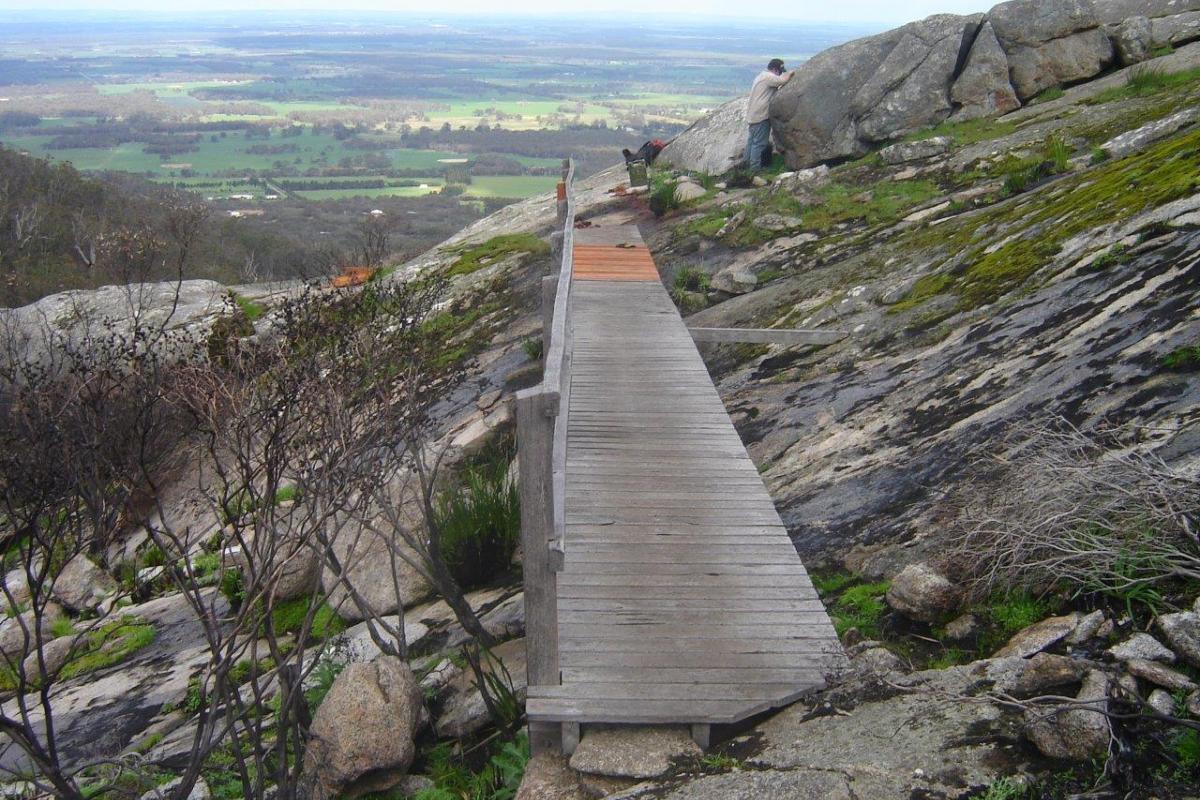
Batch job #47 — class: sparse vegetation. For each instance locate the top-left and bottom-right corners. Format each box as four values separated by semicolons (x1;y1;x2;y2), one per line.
1161;342;1200;371
950;421;1199;611
446;233;549;277
433;447;520;590
1085;64;1200;105
903;116;1018;146
812;571;891;639
521;336;543;361
1031;86;1065;104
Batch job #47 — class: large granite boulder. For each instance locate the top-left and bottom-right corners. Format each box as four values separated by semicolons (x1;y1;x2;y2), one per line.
1111;15;1153;63
988;0;1115;99
951;21;1022;118
1095;0;1200;25
770;14;990;167
657;96;749;176
322;521;433;622
1151;10;1200;46
302;657;424;799
52;555;118;613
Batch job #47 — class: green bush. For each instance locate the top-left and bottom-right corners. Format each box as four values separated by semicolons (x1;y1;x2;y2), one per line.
521;337;543;361
978;591;1050;654
812;571;891;639
672;266;710;294
649;178;680;217
305;658;346;713
434;457;520;589
267;595;345;640
1090;146;1111;165
219;568;245;610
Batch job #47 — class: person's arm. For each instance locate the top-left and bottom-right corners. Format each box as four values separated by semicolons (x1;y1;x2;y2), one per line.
783;69;796;83
761;71;790;88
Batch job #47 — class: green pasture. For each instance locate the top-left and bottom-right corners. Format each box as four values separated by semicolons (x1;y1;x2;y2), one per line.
463;175;558;198
291;184;444;200
0;128;467;177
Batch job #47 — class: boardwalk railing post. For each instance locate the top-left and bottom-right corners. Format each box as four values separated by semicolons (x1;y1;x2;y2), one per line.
555;181;567;226
541;274;558;357
516;387;561;755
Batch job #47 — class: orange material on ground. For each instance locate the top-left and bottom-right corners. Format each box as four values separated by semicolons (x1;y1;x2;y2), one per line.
573;244;659;281
330;266;376;288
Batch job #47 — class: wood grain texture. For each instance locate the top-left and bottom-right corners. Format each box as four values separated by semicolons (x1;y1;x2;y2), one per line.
525;222;845;728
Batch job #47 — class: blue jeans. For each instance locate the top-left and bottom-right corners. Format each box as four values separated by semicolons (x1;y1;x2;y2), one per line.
744;120;771;170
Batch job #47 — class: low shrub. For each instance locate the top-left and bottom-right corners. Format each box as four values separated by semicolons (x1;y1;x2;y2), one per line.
649;178;680;217
434;454;520;589
521;337;543;361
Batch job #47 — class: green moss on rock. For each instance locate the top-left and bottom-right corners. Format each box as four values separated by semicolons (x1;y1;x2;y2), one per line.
446;233;549;277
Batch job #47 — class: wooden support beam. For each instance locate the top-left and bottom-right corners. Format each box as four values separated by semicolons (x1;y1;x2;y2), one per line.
690;723;711;750
529;721;561;757
516;387;562;755
686;327;847;346
562;722;582;756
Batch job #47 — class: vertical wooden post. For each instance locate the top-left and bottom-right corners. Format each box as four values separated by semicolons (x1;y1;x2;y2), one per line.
562;722;581;756
516;387;561;755
555;181;567;226
541;275;558;358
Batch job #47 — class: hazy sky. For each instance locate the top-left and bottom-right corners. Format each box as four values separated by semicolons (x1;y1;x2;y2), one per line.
0;0;994;25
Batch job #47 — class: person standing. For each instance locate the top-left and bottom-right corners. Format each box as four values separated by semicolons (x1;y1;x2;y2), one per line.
745;58;794;170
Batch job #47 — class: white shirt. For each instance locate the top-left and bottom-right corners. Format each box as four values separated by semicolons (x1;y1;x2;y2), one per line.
746;70;789;124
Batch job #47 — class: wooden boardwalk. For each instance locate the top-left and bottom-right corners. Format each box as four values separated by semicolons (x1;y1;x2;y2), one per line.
522;222;844;749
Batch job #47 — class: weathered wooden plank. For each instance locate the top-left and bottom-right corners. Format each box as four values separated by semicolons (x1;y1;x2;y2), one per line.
558;586;820;601
560;667;827;684
687;326;847;345
560;650;836;669
519;223;844;730
529;683;802;701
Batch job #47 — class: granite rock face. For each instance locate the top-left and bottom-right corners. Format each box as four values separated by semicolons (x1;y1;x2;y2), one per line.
657;96;750;176
770;14;985;167
951;21;1022;118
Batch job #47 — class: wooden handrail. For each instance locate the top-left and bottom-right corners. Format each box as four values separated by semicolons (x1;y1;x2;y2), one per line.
516;159;575;747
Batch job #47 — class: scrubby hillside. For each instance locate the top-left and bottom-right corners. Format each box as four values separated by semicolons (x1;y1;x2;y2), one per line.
2;0;1200;798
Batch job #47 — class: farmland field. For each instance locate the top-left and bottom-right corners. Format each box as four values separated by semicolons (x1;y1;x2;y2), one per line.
0;11;880;259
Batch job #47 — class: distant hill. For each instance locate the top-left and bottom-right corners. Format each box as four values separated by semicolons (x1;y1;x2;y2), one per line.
0;146;323;307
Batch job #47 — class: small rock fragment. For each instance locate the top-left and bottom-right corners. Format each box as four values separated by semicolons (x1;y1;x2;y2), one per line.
1147;689;1176;717
994;613;1080;659
1023;670;1110;761
885;563;962;623
1156;611;1200;667
569;726;701;779
1066;609;1105;645
1125;658;1198;692
1107;632;1175;664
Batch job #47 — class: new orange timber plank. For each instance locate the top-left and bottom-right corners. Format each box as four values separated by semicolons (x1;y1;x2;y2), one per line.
574;244;659;281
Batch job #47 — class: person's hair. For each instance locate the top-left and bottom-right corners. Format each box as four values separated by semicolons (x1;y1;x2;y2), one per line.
767;58;785;73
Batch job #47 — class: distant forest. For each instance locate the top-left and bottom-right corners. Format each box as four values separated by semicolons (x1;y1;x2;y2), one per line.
0;146;491;307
